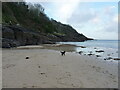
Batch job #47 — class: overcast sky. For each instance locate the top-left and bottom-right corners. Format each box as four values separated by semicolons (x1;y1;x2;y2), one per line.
26;0;118;40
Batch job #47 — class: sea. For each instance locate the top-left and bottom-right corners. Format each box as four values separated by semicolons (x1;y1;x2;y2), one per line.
58;40;119;62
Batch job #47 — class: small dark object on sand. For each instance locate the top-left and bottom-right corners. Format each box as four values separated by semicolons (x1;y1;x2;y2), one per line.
89;51;92;54
60;51;66;56
113;58;120;60
104;57;113;60
79;51;83;55
96;50;104;53
38;66;40;68
108;57;113;60
96;55;101;57
80;46;86;48
88;54;93;56
41;72;45;75
25;56;29;59
104;58;107;60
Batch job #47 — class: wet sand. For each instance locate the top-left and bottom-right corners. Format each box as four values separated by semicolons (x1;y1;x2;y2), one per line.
2;48;118;88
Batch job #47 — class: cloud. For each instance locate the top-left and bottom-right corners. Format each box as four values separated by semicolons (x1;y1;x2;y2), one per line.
25;1;118;40
67;7;97;24
94;15;118;33
104;23;117;32
55;1;80;23
104;5;117;17
113;14;118;22
91;16;101;23
39;1;80;24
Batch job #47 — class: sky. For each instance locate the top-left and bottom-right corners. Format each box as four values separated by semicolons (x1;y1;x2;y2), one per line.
26;0;119;40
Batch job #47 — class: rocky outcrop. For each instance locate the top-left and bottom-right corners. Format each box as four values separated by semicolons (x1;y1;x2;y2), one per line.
2;25;93;48
51;20;93;42
2;25;55;48
2;2;93;48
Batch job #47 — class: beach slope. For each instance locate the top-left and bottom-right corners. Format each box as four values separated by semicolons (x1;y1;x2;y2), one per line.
2;49;118;88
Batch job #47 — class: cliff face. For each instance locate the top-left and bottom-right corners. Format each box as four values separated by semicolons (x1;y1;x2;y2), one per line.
2;25;56;48
51;20;91;42
2;2;93;48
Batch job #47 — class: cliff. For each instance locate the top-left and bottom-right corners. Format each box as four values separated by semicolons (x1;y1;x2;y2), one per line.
2;2;93;48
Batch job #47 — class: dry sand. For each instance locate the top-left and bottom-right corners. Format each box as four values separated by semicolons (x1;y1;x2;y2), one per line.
2;48;118;88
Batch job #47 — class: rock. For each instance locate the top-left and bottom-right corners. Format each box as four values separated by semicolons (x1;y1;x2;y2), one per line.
2;24;93;48
104;58;107;60
104;57;113;60
25;56;29;59
38;66;40;68
89;51;92;54
2;25;55;47
88;54;93;56
2;26;15;39
108;57;113;59
113;58;120;60
95;50;104;53
78;51;83;55
42;40;55;44
2;38;20;48
80;46;86;48
41;72;45;75
96;55;101;57
2;41;11;48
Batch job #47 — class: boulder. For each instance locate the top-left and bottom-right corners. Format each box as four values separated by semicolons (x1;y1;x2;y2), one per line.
96;50;104;53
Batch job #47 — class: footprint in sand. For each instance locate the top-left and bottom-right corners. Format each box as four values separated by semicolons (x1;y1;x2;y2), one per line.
31;85;37;88
3;64;15;69
52;65;56;66
22;83;27;88
57;77;84;88
65;72;71;77
56;72;84;88
109;74;116;79
91;66;101;72
38;66;41;68
38;70;47;77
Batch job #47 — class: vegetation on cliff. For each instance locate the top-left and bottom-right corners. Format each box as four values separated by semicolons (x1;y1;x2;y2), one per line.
2;2;93;48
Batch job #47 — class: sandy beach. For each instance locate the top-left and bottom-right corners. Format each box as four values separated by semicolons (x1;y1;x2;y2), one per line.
2;47;118;88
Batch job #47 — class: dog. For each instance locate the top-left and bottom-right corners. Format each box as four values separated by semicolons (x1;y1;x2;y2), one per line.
60;51;66;56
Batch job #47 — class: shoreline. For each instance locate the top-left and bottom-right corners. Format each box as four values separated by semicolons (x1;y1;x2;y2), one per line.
7;43;119;62
2;48;118;88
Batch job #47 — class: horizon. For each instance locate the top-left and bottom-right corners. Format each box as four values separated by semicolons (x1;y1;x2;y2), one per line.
25;1;118;40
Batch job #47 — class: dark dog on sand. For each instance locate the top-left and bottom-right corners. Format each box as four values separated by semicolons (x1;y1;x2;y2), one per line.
60;51;66;56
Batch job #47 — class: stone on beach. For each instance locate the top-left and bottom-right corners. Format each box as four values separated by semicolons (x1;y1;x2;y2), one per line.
96;55;101;57
78;51;83;55
96;50;104;53
25;56;29;59
113;58;120;60
104;57;113;60
80;46;86;48
88;54;94;56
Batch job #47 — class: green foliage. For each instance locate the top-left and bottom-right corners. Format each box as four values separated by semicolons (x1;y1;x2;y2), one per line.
2;2;57;34
53;32;65;36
